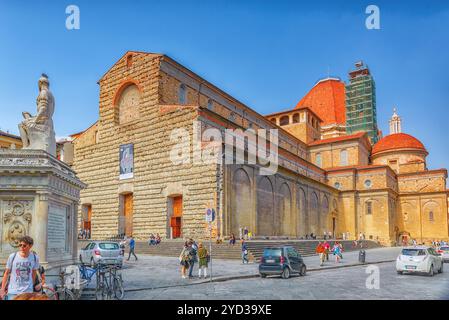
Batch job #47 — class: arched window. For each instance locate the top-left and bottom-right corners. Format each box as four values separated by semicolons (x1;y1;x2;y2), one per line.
280;116;289;126
315;153;322;167
429;211;434;221
340;149;348;166
292;113;299;123
179;84;187;104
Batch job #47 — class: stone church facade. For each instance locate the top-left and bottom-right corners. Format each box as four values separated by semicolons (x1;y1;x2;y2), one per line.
72;51;449;245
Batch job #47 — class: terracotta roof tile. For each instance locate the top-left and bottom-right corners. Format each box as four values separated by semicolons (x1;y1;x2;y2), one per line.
295;78;346;126
372;133;427;155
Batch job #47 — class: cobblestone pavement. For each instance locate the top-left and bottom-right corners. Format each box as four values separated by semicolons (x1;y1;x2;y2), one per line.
116;247;402;291
123;261;449;300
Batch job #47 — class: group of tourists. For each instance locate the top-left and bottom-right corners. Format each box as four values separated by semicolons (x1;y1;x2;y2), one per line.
147;233;161;246
239;227;252;240
315;241;343;266
78;228;91;239
179;239;209;279
0;236;47;300
432;240;448;248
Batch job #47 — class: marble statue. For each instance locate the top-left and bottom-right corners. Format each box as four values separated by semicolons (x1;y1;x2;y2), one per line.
18;74;56;156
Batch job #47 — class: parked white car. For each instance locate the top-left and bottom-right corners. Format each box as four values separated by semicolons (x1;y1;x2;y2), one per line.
437;246;449;262
79;241;124;267
396;246;443;276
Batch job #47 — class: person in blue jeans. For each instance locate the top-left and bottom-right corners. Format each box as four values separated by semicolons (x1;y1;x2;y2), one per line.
127;236;138;261
188;240;198;278
241;240;249;264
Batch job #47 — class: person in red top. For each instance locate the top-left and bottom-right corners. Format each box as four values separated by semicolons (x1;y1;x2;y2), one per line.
315;242;325;266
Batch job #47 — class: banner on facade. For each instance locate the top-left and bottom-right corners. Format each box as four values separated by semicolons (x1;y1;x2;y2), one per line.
119;144;134;180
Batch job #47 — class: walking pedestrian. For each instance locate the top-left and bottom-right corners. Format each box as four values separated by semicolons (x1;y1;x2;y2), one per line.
188;239;198;278
127;235;138;261
315;242;325;266
323;240;330;261
332;241;343;263
179;241;190;279
243;227;249;240
0;236;41;301
197;242;209;279
241;240;249;264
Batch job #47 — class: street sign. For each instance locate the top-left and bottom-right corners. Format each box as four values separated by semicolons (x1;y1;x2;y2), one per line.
205;208;216;223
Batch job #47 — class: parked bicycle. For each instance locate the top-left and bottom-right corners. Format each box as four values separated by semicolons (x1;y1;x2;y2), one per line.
42;269;77;300
95;263;124;300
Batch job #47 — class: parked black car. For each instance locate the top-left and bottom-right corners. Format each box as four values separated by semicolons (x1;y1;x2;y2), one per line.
259;246;307;279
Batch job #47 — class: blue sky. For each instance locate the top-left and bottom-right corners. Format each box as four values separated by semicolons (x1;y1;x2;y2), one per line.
1;0;448;170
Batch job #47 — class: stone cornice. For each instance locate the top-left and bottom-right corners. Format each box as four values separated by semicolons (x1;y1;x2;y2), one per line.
0;149;86;189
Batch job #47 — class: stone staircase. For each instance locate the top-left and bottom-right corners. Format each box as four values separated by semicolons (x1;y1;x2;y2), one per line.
79;239;382;262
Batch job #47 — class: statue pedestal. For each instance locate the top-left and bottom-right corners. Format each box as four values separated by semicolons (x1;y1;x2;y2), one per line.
0;149;85;271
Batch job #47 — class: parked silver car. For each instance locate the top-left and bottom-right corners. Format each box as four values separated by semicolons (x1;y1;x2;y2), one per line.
79;241;123;267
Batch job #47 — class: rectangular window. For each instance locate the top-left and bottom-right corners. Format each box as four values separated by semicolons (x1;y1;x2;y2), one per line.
366;202;372;215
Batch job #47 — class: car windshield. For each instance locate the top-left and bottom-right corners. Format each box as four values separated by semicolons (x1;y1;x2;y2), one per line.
99;243;119;250
401;249;426;256
263;248;282;257
440;247;449;251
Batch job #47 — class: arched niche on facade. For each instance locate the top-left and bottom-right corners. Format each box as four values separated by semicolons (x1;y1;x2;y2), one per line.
114;81;142;125
278;182;293;236
322;195;329;234
256;176;275;237
298;187;308;236
309;191;319;235
231;168;253;235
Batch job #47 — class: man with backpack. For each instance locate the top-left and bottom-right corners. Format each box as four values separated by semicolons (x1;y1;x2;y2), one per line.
188;239;198;279
0;236;41;300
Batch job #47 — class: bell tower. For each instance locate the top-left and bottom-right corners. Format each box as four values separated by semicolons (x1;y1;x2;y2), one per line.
389;108;402;134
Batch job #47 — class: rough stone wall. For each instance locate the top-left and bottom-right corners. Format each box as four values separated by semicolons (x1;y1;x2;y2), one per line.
73;53;218;240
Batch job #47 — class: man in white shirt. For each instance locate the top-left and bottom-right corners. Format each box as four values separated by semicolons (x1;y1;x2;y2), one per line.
0;236;40;300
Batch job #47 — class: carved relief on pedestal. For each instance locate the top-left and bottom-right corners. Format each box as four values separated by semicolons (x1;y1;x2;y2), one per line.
2;200;33;248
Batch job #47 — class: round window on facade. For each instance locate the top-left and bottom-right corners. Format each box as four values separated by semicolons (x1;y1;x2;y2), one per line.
364;179;372;189
334;182;341;189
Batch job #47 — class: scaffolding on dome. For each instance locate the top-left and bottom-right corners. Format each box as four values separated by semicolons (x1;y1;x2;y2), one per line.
345;61;379;144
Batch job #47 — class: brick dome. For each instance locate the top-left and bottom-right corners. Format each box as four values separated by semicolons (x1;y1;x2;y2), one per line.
372;133;427;155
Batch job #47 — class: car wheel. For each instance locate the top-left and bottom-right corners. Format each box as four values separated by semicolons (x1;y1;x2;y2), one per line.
428;265;434;277
299;265;307;276
397;270;403;275
281;267;290;279
260;273;266;278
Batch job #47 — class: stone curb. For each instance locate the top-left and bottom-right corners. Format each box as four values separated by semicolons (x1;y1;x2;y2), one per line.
123;259;396;293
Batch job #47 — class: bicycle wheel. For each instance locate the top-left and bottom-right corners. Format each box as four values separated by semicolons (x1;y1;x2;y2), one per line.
44;287;58;300
113;275;125;300
58;288;76;300
95;273;105;300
